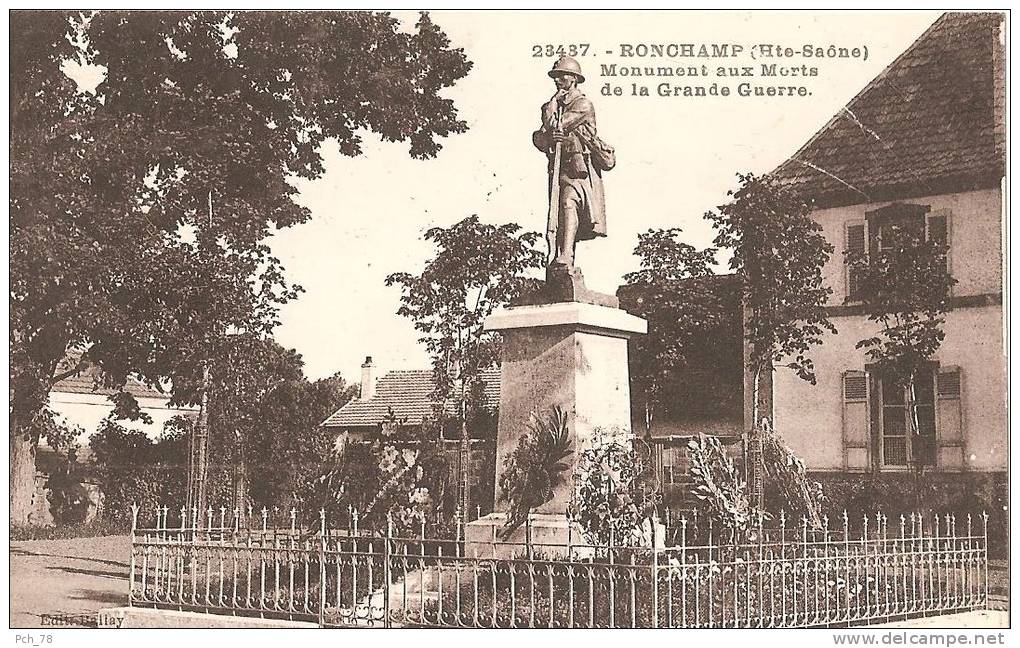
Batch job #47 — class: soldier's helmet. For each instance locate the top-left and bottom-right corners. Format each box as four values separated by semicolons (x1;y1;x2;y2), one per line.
548;55;585;83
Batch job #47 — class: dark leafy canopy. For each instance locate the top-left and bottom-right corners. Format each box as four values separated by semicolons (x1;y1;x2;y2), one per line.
385;216;544;411
10;10;470;429
203;335;358;510
846;225;956;390
622;228;740;431
10;10;470;524
84;338;356;521
706;173;836;392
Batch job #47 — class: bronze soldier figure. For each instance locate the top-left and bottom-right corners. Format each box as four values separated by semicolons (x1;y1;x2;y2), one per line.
533;56;614;270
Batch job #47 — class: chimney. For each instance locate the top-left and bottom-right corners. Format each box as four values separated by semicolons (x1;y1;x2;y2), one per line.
360;356;376;400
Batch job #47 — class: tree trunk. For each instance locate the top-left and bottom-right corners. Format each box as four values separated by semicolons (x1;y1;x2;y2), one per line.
10;421;38;526
752;365;762;430
905;372;925;511
459;381;470;518
644;398;653;438
749;364;767;510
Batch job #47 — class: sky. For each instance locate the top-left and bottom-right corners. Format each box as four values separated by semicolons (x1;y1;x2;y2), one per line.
262;10;941;382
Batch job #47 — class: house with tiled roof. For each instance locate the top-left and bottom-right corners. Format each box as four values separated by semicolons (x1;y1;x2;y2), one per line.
321;356;500;440
32;354;198;525
321;357;501;513
48;353;198;448
770;13;1005;480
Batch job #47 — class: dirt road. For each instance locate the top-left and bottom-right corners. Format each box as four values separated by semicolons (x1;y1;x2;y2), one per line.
10;535;131;628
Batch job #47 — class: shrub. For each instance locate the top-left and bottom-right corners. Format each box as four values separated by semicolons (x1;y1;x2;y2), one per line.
687;434;758;541
88;418;189;524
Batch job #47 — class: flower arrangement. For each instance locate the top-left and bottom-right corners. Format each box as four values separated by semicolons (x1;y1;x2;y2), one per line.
570;428;661;548
497;406;573;540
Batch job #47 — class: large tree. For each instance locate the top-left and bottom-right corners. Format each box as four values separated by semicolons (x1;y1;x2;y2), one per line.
706;173;834;521
846;219;955;473
706;173;836;429
206;336;358;511
10;10;471;524
386;215;544;513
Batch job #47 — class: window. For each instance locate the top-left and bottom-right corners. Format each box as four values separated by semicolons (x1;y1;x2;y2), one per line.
867;203;928;256
877;368;936;468
845;203;952;303
842;366;964;472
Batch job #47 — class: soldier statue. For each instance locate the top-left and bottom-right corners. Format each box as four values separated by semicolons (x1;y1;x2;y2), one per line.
533;56;615;270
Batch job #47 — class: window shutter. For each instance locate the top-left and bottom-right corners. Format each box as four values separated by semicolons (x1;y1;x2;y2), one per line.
936;366;964;469
926;209;952;285
845;221;867;302
842;370;870;470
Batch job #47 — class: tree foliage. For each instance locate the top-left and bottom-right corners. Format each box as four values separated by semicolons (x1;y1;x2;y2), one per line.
203;336;357;511
687;434;756;540
301;414;454;537
846;224;956;389
88;418;192;525
570;433;661;549
706;173;836;425
386;215;544;420
9;10;471;523
621;228;740;434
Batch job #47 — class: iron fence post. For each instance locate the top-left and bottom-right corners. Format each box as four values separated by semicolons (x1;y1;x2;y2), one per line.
651;520;659;628
982;511;989;609
129;503;139;606
384;513;393;628
318;508;327;627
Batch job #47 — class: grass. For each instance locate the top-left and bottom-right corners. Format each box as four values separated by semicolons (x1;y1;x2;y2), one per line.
10;519;129;541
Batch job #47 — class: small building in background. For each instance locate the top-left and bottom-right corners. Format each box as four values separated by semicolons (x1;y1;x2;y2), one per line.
33;356;198;526
321;357;500;513
321;357;500;441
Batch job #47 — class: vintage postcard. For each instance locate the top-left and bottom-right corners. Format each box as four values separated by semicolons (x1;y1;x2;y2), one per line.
8;8;1008;639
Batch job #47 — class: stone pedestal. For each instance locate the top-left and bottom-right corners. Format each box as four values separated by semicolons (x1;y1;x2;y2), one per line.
466;295;646;558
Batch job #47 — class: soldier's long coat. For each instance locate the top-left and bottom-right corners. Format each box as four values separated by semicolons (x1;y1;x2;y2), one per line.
532;88;607;241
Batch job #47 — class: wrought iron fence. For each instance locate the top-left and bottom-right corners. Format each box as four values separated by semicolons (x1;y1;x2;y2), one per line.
128;505;989;628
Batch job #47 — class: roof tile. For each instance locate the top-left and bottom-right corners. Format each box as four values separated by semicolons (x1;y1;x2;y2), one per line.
773;12;1005;208
321;368;501;428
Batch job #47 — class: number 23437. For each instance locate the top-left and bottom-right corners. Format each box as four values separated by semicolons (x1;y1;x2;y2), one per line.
532;44;591;57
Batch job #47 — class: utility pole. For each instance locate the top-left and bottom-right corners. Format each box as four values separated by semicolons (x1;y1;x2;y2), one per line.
187;362;211;528
459;378;471;519
188;191;216;527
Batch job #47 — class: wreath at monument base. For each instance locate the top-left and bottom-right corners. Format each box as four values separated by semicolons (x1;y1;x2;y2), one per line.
569;432;660;549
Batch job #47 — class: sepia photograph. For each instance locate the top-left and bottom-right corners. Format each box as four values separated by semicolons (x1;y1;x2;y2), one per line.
7;8;1009;637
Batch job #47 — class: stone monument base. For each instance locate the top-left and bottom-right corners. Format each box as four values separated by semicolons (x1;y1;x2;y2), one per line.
464;513;590;559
